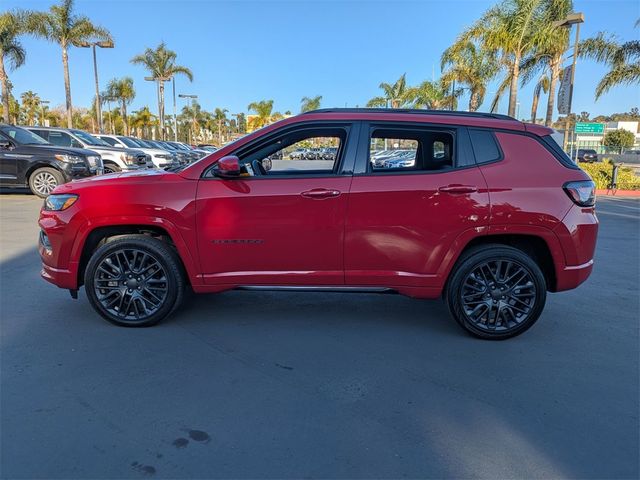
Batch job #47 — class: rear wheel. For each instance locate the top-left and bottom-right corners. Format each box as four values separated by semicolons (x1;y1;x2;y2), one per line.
445;245;547;340
84;235;185;327
29;167;64;198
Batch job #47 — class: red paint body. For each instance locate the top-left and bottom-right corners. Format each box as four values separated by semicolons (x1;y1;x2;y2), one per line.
39;111;598;299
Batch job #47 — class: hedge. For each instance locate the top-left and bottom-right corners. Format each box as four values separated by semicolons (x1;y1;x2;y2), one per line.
579;159;640;190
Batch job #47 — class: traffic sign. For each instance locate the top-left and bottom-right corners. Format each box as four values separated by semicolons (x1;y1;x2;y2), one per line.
575;122;605;134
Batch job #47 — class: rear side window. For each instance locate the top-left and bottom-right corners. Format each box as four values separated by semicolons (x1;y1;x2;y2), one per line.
469;129;501;164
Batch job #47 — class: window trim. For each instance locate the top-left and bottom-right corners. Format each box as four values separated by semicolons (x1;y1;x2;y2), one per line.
202;120;359;180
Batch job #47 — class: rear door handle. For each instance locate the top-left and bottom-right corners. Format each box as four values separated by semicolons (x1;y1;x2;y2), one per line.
438;185;478;194
301;188;341;199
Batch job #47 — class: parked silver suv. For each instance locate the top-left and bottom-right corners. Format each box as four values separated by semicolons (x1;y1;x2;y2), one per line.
27;127;152;174
95;134;179;169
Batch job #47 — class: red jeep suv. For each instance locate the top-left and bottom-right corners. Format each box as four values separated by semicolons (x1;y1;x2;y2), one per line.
38;109;598;339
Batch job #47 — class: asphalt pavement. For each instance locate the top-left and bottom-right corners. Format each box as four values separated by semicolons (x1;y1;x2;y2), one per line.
0;192;638;479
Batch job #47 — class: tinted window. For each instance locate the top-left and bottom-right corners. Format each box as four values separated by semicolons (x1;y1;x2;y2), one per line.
100;136;118;146
1;126;49;144
369;127;454;172
118;136;141;148
71;130;109;146
48;131;73;147
469;129;501;164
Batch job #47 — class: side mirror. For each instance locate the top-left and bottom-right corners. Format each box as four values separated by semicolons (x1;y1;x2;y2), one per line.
214;155;241;178
0;140;12;150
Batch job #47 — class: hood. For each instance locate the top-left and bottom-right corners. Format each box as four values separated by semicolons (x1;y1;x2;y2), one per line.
27;144;100;157
82;144;146;155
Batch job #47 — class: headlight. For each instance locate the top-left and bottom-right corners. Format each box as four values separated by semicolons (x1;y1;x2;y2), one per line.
55;154;83;163
120;153;136;164
44;194;78;211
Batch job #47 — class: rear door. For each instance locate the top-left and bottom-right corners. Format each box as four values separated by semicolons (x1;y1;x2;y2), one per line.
196;121;358;286
345;122;490;291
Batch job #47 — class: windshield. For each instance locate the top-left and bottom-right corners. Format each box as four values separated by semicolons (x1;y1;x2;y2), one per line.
0;125;50;145
118;136;142;148
71;130;110;146
134;139;154;148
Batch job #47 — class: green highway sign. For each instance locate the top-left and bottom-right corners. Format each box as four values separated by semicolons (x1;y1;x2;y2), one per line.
575;122;605;134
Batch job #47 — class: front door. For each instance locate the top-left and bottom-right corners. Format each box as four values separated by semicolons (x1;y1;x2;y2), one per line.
0;135;17;183
196;122;357;286
345;123;490;291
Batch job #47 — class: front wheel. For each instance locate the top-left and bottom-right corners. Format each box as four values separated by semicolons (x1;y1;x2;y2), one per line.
84;235;185;327
445;245;547;340
29;167;64;198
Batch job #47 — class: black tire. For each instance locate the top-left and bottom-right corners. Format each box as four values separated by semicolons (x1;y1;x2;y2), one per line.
28;167;64;198
103;162;121;174
84;235;185;327
445;245;547;340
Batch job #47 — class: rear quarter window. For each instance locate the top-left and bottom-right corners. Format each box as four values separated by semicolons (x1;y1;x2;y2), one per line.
469;129;501;164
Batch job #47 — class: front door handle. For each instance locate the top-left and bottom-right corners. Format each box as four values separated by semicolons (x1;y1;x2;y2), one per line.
438;185;478;194
301;188;341;199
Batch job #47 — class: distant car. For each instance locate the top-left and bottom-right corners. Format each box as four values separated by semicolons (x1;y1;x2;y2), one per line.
197;144;218;152
0;124;102;197
95;134;178;169
151;141;190;165
27;126;152;174
577;149;598;163
289;148;307;160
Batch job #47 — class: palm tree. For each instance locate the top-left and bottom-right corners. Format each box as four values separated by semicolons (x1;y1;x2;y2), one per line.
300;95;322;113
105;77;135;135
529;74;550;123
214;107;228;144
130;106;158;138
247;100;275;129
20;90;40;125
517;0;572;125
131;42;193;140
0;10;40;123
405;79;458;110
34;0;112;128
366;73;411;108
441;41;499;111
580;21;640;99
458;0;550;117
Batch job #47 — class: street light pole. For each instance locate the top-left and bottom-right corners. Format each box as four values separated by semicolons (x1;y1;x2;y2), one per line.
78;40;114;133
555;12;585;153
172;77;178;142
178;94;198;144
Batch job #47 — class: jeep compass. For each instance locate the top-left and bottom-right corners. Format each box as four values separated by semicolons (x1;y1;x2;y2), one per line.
38;109;599;339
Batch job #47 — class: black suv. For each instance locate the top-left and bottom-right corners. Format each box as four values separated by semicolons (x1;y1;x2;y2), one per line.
577;149;598;163
0;124;103;197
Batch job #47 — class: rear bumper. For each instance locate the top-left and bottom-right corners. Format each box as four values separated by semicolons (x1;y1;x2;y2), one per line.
555;259;594;291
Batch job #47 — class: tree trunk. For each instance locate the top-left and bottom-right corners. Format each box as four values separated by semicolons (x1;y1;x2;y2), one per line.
62;45;73;128
121;100;128;136
158;82;165;140
0;53;10;124
545;56;560;127
508;55;520;118
468;90;481;112
531;90;540;123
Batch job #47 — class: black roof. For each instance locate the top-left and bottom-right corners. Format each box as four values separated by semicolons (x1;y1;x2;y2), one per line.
303;108;517;122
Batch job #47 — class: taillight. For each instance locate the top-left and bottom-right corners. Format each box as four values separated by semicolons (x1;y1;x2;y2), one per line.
563;180;596;207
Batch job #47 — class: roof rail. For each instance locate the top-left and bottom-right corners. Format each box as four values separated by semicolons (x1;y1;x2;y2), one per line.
302;108;517;122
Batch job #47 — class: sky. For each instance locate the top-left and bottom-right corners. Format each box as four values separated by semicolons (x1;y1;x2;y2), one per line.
5;0;640;121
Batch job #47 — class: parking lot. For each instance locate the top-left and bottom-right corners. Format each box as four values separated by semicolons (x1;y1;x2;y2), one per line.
0;192;638;478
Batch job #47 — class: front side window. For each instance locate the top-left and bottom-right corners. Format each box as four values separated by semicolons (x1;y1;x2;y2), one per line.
369;127;454;172
232;126;347;177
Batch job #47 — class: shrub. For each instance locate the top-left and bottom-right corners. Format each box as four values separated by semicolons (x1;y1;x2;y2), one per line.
602;129;636;152
579;160;640;190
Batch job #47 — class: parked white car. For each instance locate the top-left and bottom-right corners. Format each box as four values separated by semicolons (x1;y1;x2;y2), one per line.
95;134;178;169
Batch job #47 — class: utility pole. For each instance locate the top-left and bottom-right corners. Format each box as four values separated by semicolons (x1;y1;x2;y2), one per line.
78;40;114;133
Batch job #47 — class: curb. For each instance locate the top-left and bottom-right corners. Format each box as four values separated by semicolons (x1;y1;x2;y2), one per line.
596;189;640;197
